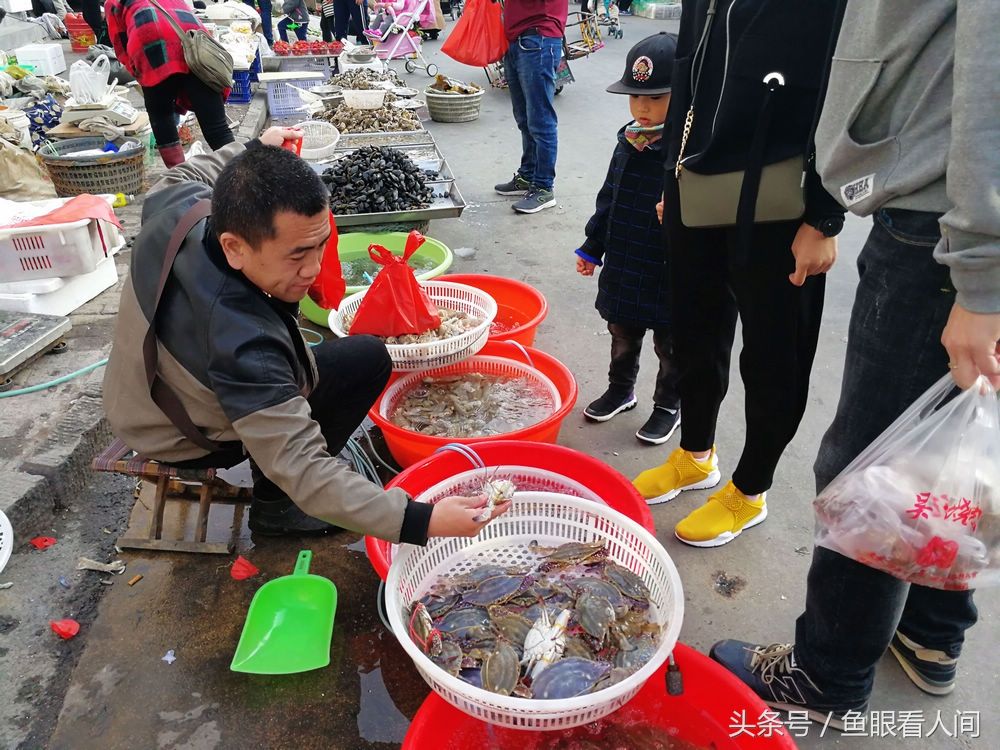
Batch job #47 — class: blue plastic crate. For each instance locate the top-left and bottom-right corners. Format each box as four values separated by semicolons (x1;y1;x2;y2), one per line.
229;70;254;104
265;76;323;118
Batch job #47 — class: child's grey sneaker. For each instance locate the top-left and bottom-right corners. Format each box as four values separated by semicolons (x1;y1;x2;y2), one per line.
636;407;681;445
494;173;532;196
889;630;957;695
513;187;556;214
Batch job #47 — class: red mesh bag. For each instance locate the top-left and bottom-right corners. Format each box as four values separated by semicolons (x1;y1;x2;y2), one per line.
307;211;346;310
349;231;440;337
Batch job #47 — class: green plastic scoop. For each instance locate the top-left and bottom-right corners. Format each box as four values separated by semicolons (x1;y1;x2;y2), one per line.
230;550;337;674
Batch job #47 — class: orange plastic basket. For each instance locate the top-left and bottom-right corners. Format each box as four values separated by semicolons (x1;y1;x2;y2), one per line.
368;341;577;469
443;273;548;346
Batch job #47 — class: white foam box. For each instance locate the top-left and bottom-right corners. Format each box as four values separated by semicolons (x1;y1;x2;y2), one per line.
14;43;67;76
0;0;33;12
0;256;118;316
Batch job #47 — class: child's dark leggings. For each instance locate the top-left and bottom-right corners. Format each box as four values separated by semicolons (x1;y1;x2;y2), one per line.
606;322;680;410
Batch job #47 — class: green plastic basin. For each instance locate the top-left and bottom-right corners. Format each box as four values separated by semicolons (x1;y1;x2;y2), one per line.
300;232;453;328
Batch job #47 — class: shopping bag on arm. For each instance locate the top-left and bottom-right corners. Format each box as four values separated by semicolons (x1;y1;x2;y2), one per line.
813;375;1000;590
348;231;440;337
440;0;508;67
307;211;346;310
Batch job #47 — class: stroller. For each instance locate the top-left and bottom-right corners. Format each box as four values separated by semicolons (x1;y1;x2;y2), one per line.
364;0;439;76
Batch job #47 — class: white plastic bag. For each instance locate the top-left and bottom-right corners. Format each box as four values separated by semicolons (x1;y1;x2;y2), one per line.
69;56;113;105
814;375;1000;590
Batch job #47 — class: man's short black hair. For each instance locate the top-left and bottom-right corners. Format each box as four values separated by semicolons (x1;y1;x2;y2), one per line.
213;145;329;248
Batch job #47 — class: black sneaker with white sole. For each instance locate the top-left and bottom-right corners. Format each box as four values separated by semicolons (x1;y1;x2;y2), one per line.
584;389;637;422
710;640;869;732
513;187;556;214
636;407;681;445
889;630;957;696
494;173;532;196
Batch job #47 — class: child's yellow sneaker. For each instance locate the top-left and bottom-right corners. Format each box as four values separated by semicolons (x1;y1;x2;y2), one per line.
633;447;721;505
674;481;767;548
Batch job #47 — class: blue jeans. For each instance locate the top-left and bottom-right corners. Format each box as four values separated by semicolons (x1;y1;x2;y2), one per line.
244;0;273;45
278;17;309;42
504;32;561;191
796;209;978;706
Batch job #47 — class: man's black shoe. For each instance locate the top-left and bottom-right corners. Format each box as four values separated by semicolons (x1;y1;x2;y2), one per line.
248;496;338;536
710;640;869;731
889;630;957;696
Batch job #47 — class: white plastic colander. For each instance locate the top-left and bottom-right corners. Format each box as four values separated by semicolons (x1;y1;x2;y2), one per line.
330;280;497;371
417;466;603;506
385;492;685;730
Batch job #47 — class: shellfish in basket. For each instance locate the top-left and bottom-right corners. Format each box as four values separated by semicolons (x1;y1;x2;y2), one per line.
473;477;517;523
404;541;664;699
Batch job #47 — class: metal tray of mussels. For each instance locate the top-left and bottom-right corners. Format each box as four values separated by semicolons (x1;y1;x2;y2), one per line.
312;138;465;226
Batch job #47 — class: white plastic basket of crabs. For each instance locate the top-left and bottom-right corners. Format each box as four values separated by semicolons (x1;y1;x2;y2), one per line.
385;492;684;731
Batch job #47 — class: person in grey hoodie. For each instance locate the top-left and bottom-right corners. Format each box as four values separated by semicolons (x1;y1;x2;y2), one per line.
278;0;310;41
708;0;1000;729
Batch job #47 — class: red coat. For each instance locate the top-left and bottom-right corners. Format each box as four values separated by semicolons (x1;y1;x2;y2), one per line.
105;0;200;88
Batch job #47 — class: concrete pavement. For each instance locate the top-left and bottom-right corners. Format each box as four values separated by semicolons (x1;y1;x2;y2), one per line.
0;16;996;750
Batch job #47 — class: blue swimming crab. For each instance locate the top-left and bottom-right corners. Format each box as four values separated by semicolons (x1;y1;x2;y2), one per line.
520;606;571;679
473;477;517;522
408;602;443;657
530;657;612;699
537;540;608;572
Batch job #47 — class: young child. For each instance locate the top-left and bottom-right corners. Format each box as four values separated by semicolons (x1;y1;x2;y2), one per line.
365;0;406;37
575;32;680;445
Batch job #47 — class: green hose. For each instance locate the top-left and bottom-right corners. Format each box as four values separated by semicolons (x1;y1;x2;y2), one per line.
0;358;108;399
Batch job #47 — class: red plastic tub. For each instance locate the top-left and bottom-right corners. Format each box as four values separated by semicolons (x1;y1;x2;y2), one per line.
443;274;548;346
369;341;577;469
364;439;652;581
402;642;799;749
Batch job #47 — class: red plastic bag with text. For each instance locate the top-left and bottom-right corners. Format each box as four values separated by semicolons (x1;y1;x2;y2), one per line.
348;231;440;337
813;375;1000;590
306;211;346;310
441;0;509;67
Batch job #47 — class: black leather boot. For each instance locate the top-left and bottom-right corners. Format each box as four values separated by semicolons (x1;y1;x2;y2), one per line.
248;460;338;536
248;495;338;536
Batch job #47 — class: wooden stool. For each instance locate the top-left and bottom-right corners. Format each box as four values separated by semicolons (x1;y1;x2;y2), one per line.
92;438;251;554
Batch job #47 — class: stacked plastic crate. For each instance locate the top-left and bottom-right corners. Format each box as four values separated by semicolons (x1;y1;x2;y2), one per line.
0;197;126;316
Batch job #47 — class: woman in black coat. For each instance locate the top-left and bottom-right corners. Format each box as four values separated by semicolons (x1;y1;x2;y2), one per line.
633;0;847;548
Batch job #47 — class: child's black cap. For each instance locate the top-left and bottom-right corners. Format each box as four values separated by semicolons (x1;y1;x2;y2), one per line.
606;32;677;96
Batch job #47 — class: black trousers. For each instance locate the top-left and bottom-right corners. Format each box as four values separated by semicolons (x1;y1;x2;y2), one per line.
172;335;392;501
796;210;977;705
606;322;680;409
80;0;110;47
320;14;336;42
334;0;370;44
142;74;234;151
664;174;825;496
